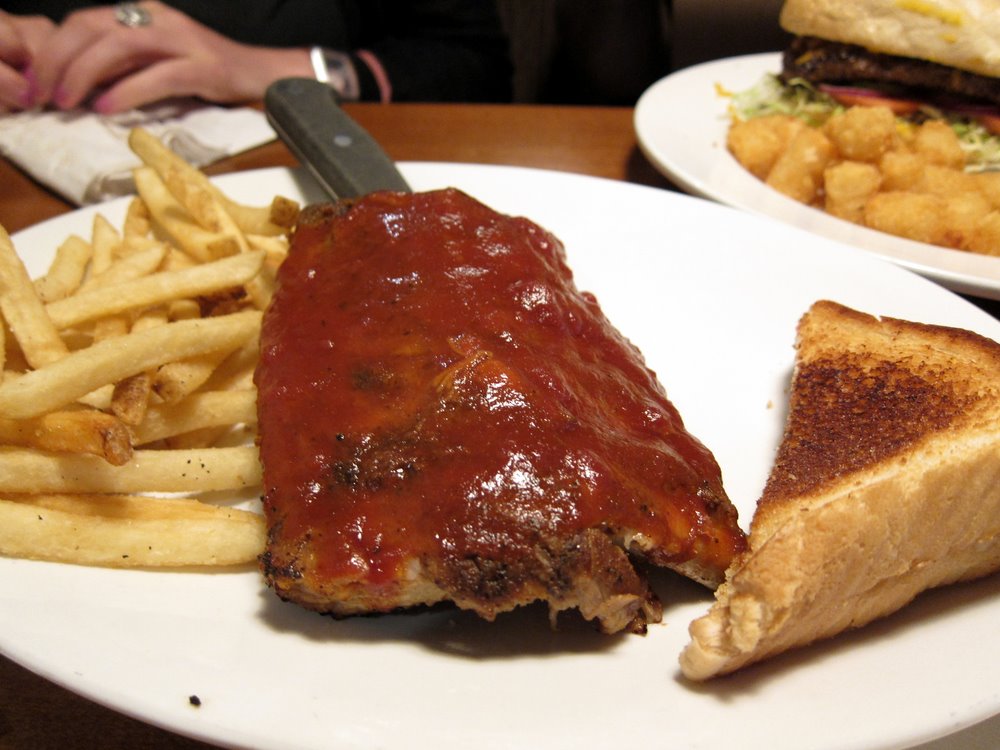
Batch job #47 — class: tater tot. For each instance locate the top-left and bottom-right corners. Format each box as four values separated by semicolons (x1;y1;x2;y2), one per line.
824;161;882;223
966;210;1000;256
727;114;805;180
766;127;836;205
864;192;946;245
726;101;999;256
918;164;979;197
879;150;926;192
941;192;993;250
912;120;966;169
823;105;898;162
972;172;1000;210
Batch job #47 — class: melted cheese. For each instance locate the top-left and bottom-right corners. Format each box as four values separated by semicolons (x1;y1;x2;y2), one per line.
894;0;965;26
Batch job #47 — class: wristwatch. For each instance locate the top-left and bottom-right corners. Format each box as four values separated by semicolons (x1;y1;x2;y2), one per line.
310;47;361;101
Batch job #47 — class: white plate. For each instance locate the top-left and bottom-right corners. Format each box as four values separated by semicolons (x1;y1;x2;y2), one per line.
2;164;1000;750
634;52;1000;301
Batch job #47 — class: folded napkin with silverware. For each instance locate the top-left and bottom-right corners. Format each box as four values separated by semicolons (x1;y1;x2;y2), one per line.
0;100;276;205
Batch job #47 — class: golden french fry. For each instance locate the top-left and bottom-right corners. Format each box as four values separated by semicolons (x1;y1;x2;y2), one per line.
164;425;236;449
118;235;167;260
0;409;132;465
111;372;153;426
44;250;264;330
129;127;297;236
161;247;198;271
123;196;152;239
160;166;273;314
90;214;121;273
247;233;289;268
91;316;129;344
0;225;68;368
0;494;264;567
201;337;258;391
205;235;241;259
244;264;274;310
0;445;261;493
163;165;249;247
0;316;6;376
158;167;274;310
133;166;231;263
0;310;261;419
267;195;300;230
133;389;256;445
0;128;287;570
129;305;169;336
33;234;92;303
78;243;166;293
77;243;167;352
227;199;294;237
75;381;115;412
167;299;201;320
152;347;233;403
135;164;272;307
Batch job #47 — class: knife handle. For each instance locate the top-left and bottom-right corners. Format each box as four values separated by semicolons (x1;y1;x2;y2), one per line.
264;78;412;199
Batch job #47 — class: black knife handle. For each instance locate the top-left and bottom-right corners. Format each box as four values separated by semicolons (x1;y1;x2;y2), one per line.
264;78;412;199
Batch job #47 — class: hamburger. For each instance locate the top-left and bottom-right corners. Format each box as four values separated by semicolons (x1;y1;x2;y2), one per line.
733;0;1000;169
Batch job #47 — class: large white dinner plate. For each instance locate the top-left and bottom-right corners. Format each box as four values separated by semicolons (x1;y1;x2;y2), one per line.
2;163;1000;750
634;52;1000;301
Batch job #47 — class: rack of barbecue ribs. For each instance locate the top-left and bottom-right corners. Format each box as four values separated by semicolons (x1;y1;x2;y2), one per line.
256;188;747;634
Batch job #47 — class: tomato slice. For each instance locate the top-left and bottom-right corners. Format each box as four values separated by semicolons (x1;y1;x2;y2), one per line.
817;83;1000;134
974;114;1000;135
819;84;922;115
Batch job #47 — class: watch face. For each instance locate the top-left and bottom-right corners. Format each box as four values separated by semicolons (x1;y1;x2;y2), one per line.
321;48;361;100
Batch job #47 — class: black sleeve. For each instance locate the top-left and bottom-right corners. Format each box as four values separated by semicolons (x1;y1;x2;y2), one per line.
353;0;512;103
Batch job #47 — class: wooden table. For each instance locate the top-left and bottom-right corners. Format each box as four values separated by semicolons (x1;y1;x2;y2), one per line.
0;103;998;750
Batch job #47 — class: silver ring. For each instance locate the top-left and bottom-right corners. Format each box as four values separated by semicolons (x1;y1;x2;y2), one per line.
114;2;152;28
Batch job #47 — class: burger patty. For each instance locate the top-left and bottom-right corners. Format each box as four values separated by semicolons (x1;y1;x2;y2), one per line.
783;36;1000;107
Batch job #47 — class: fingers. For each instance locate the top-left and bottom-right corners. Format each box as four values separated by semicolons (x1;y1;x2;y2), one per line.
27;6;114;108
0;66;29;111
0;13;30;70
46;28;165;110
16;1;302;113
91;59;198;113
0;13;55;110
30;2;225;112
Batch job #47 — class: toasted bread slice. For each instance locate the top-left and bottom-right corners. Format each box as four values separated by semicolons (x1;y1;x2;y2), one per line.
680;300;1000;680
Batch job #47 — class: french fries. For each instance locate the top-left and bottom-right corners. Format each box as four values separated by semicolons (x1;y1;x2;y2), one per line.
0;494;265;567
0;128;301;569
0;446;261;494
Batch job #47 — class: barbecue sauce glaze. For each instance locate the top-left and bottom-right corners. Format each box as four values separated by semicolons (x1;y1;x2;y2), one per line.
256;189;746;621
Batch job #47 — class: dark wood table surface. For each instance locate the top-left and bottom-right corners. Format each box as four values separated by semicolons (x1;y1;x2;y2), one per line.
0;102;997;749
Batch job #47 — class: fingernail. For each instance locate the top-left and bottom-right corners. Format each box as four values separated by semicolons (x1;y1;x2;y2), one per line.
52;84;71;109
92;93;114;114
19;68;36;108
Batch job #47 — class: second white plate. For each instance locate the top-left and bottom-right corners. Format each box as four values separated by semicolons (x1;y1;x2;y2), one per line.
634;52;1000;301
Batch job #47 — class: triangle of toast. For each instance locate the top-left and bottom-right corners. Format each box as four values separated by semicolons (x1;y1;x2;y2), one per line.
681;300;1000;679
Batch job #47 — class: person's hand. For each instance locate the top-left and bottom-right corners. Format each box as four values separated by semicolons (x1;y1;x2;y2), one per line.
0;11;56;111
29;1;313;113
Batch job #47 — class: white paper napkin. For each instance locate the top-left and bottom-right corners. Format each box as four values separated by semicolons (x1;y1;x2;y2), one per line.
0;100;276;205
